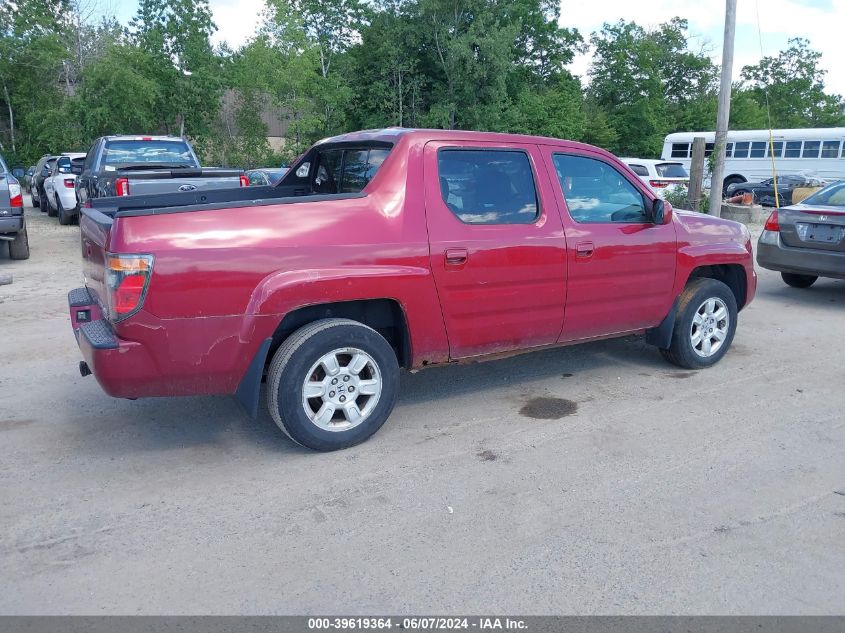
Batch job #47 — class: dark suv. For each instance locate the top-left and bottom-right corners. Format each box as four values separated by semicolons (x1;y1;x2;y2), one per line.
0;153;29;259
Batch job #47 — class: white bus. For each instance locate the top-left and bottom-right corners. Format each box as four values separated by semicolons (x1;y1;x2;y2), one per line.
661;127;845;189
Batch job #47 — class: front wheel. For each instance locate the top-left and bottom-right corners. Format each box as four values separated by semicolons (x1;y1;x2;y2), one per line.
660;278;738;369
781;272;817;288
266;318;400;451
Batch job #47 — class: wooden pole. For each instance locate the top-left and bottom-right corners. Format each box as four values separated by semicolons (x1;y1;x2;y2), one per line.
688;137;706;212
709;0;737;218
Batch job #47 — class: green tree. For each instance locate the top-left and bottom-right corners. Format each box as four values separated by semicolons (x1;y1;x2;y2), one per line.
0;0;72;163
587;18;717;156
740;37;845;128
129;0;222;145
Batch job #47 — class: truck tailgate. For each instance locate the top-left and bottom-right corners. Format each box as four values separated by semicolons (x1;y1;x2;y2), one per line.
80;207;114;310
121;169;243;197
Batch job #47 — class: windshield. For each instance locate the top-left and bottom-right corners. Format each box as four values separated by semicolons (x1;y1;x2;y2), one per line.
102;140;196;167
655;163;688;178
801;181;845;207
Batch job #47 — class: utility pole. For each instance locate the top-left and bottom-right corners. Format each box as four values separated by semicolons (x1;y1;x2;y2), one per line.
709;0;737;218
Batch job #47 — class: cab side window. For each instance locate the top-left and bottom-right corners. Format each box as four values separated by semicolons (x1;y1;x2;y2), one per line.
437;149;539;224
553;154;648;224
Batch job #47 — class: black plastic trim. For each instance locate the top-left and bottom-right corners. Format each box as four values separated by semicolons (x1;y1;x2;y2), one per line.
80;319;119;350
645;297;679;349
234;338;272;419
68;287;93;307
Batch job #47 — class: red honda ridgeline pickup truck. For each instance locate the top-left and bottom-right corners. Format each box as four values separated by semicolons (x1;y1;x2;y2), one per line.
69;128;756;451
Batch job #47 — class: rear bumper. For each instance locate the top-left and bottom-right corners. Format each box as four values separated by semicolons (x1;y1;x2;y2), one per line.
68;287;275;400
757;232;845;280
68;287;157;398
0;214;23;234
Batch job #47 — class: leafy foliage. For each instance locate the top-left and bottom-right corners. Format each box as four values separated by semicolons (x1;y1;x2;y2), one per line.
1;0;843;169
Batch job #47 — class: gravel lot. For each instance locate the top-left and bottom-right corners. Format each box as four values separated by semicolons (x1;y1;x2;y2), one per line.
2;202;844;615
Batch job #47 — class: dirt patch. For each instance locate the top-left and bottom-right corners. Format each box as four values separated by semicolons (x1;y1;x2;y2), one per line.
561;373;573;379
519;397;578;420
477;449;498;462
670;372;695;379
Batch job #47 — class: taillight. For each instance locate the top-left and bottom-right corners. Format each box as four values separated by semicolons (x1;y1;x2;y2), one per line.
764;210;780;232
239;174;249;187
8;181;22;208
64;178;75;188
105;253;154;321
649;180;670;188
115;177;130;196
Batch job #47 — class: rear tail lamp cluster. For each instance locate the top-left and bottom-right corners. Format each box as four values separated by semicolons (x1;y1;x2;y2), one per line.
759;210;780;246
764;210;780;232
8;180;22;208
649;180;671;188
115;177;130;196
239;174;249;187
105;254;154;321
64;178;75;188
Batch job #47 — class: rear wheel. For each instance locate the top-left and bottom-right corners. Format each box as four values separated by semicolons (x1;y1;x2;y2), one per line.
266;318;400;451
9;223;30;260
660;278;738;369
57;196;74;225
723;176;745;194
45;191;57;217
32;188;40;208
781;272;817;288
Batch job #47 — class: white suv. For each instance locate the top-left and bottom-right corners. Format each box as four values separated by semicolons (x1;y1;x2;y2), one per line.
621;158;689;199
44;152;85;225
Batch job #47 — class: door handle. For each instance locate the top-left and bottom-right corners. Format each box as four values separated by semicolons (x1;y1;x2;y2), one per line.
445;248;469;267
575;241;595;258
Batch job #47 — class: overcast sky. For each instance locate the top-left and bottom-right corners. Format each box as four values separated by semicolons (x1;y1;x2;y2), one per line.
108;0;845;98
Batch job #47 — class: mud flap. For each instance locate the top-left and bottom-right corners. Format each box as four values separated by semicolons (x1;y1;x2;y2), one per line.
645;298;678;349
234;338;272;419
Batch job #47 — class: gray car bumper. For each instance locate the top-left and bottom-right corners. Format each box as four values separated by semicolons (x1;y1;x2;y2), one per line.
0;214;23;235
757;232;845;280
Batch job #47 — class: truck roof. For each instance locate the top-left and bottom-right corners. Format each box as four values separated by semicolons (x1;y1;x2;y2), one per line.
316;127;605;154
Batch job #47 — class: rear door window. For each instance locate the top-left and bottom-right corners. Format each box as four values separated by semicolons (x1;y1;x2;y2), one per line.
101;140;195;167
313;147;390;194
628;164;649;177
655;163;688;178
437;149;539;224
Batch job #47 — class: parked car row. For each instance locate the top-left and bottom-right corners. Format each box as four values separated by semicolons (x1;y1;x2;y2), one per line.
23;136;251;227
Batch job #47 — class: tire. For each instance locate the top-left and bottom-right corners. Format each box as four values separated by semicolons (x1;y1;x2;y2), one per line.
33;188;41;209
57;196;74;225
723;176;744;194
266;318;400;451
660;278;738;370
781;272;817;288
9;222;30;260
45;191;58;218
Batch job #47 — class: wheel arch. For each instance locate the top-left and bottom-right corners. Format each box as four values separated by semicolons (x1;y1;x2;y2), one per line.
234;298;411;418
688;264;747;310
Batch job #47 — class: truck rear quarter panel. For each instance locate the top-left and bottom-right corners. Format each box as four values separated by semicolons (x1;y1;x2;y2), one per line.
108;136;449;395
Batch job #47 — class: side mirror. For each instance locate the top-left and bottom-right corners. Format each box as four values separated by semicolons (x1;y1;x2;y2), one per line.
652;199;672;225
